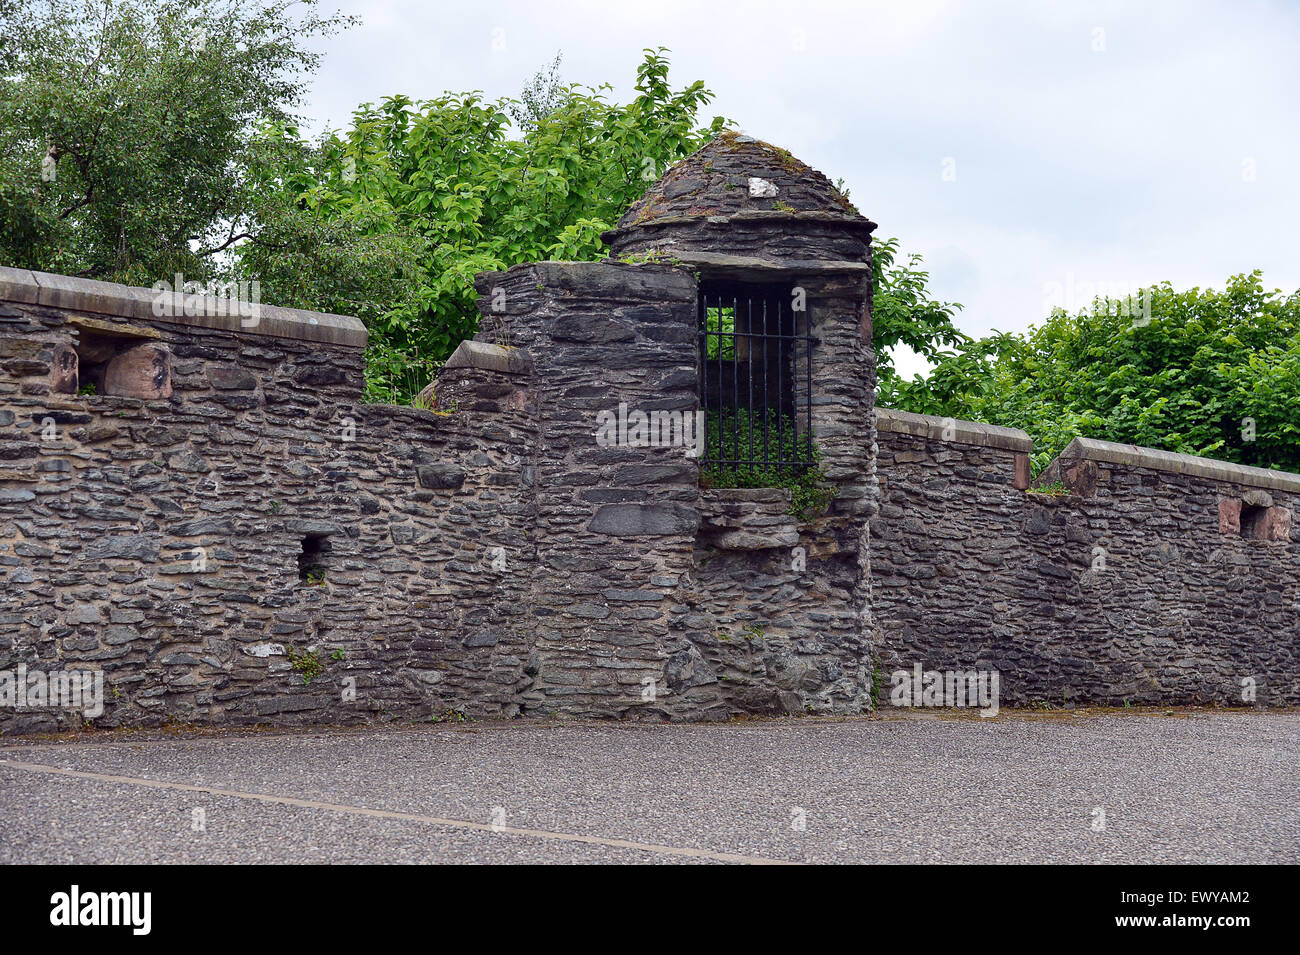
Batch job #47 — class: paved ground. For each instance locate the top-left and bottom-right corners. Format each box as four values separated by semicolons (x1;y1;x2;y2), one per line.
1;709;1296;864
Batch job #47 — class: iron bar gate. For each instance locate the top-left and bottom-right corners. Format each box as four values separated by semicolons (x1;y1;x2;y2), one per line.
697;282;813;481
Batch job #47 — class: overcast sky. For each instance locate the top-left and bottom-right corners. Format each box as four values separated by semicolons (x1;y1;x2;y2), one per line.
301;0;1300;378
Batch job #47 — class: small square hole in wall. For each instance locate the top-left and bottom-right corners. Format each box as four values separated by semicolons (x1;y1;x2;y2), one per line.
72;328;172;399
298;534;330;584
1240;504;1269;540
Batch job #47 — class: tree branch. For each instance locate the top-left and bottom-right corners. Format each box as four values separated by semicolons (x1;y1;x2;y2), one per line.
197;231;254;256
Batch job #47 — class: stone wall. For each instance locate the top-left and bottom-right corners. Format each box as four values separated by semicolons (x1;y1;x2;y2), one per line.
476;260;704;719
0;267;538;732
681;268;876;720
469;260;877;721
872;407;1300;706
601;132;880;720
1;258;879;732
4;172;1297;733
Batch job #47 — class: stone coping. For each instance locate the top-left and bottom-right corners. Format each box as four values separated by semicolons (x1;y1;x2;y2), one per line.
0;266;367;348
1057;437;1300;493
443;339;532;375
666;251;870;277
602;211;877;249
875;407;1032;452
700;486;792;505
608;210;877;233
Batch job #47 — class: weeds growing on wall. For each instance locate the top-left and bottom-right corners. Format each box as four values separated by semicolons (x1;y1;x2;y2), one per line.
700;407;834;520
285;646;325;685
1027;479;1069;496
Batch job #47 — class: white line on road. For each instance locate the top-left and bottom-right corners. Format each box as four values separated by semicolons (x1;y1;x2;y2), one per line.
0;758;795;865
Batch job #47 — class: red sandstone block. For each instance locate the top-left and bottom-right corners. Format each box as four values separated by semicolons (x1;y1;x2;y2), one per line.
50;342;78;394
1218;497;1241;534
1013;452;1031;490
104;343;171;399
1263;505;1292;542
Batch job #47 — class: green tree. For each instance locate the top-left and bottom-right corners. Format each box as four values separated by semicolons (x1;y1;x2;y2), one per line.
0;0;351;285
870;236;967;389
889;272;1300;473
508;52;566;132
241;48;730;402
0;9;978;410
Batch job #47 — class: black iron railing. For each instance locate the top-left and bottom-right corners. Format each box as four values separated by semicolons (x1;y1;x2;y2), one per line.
698;283;813;482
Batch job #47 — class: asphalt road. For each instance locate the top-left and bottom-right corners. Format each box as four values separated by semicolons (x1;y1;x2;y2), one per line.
1;710;1296;864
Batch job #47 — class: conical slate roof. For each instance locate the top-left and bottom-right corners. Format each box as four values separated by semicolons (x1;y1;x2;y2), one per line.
604;132;875;266
617;132;867;226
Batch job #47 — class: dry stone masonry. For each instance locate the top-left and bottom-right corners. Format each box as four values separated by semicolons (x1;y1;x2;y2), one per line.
873;409;1300;706
1;134;1296;733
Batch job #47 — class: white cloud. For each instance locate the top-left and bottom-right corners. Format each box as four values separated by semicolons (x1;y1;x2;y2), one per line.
301;0;1300;359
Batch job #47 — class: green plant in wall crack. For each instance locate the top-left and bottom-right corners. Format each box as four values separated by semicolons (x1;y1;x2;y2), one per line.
787;477;835;522
869;659;885;709
700;407;835;521
285;646;325;685
615;250;681;266
1027;480;1068;496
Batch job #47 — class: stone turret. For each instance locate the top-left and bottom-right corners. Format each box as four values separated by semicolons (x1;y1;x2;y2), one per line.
604;131;877;275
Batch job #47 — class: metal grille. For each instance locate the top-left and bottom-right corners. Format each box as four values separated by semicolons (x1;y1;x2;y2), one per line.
697;283;813;480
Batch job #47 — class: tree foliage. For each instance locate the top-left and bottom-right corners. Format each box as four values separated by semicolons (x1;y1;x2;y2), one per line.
871;236;966;382
6;3;1290;478
886;272;1300;473
241;48;730;401
0;4;970;407
0;0;351;285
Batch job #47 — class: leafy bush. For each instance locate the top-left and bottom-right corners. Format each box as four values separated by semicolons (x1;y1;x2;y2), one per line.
871;236;967;383
704;305;737;361
887;272;1300;474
